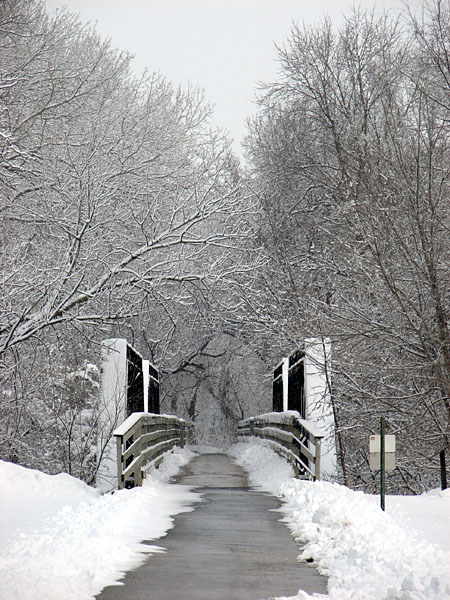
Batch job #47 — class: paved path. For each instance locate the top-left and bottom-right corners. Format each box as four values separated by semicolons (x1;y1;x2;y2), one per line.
97;453;327;600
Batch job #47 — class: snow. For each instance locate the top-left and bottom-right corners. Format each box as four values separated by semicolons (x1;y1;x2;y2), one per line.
366;491;450;553
186;444;225;454
0;461;98;549
229;440;450;600
241;410;324;438
113;412;185;437
2;441;449;600
0;448;199;600
242;409;303;424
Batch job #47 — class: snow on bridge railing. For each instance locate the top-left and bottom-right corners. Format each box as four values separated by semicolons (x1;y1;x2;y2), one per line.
238;411;324;481
113;412;186;489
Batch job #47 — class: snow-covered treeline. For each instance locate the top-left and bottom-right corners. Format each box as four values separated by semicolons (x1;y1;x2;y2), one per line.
0;0;448;494
0;0;262;477
244;1;450;493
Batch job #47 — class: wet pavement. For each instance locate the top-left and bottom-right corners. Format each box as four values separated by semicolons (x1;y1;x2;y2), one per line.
96;453;328;600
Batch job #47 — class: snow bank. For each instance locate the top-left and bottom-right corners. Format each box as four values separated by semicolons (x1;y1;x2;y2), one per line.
229;441;450;600
0;460;99;548
0;448;198;600
366;489;450;553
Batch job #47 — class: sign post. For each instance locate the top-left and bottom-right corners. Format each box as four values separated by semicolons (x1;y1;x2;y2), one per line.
380;417;386;511
369;420;395;511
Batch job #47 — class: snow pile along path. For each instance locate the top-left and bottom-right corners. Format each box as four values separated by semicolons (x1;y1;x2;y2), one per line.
0;448;199;600
229;441;450;600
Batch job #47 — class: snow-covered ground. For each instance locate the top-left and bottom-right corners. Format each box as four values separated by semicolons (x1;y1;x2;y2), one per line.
229;440;450;600
0;449;200;600
1;442;449;600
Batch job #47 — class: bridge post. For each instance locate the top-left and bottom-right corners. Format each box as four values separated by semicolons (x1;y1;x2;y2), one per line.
180;421;186;448
114;413;188;489
314;437;322;481
135;466;143;487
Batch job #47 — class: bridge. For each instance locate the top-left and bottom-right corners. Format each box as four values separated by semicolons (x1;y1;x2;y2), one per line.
94;338;333;599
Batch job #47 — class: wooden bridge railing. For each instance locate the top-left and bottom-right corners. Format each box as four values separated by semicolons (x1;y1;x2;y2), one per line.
238;411;324;481
113;412;186;489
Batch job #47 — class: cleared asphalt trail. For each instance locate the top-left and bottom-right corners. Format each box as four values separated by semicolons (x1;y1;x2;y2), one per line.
97;452;328;600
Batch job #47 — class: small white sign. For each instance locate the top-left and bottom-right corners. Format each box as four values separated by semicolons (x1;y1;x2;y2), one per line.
369;434;396;453
370;452;396;471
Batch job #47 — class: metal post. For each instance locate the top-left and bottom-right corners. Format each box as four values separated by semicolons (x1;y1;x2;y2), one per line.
380;417;385;511
282;357;289;412
440;449;447;490
143;360;149;413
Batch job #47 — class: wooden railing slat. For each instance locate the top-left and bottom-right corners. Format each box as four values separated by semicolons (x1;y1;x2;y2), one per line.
238;411;322;481
114;413;186;489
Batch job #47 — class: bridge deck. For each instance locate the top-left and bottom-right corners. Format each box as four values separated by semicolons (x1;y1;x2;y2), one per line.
97;452;328;600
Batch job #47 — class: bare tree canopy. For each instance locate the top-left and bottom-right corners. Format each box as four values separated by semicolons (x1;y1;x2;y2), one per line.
0;0;256;478
245;0;449;492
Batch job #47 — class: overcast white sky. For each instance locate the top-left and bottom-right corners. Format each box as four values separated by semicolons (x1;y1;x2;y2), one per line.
45;0;420;155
